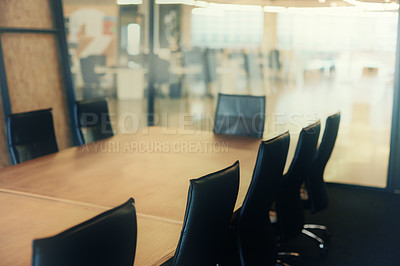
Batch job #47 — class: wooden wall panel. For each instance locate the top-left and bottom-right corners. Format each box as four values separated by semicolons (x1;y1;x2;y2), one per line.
0;96;11;167
0;0;53;28
2;33;74;150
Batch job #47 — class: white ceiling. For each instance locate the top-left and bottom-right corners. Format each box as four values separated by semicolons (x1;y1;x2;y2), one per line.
63;0;399;8
210;0;398;7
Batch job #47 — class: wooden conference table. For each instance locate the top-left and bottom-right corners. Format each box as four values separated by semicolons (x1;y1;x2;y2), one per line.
0;190;181;266
0;127;294;265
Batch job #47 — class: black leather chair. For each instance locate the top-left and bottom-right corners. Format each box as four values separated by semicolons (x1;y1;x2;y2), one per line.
274;121;325;251
75;99;114;144
235;132;290;266
7;108;59;164
88;55;106;66
303;112;340;233
80;57;105;88
80;56;107;99
32;198;137;266
182;48;207;84
214;94;266;138
168;161;240;266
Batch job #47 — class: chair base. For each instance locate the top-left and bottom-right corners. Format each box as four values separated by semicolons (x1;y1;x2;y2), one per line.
278;252;300;257
276;259;291;266
277;251;302;266
303;224;331;241
304;224;329;232
301;229;328;254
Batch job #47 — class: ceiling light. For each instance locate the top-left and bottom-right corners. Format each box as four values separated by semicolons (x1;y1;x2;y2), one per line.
319;0;327;3
156;0;195;5
206;3;262;12
344;0;399;11
117;0;142;4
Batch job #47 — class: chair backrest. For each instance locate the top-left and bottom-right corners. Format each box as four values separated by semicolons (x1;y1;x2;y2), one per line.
182;48;207;82
154;56;170;84
306;112;341;213
268;49;281;70
173;161;240;266
75;99;114;144
32;198;137;266
237;132;290;266
276;121;321;241
7;108;59;164
244;53;262;81
88;55;106;66
214;94;266;138
204;48;217;83
80;57;99;85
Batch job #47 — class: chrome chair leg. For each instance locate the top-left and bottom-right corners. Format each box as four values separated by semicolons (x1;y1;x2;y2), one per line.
301;229;327;253
304;224;331;241
276;259;291;266
278;252;301;257
304;224;329;232
277;251;301;266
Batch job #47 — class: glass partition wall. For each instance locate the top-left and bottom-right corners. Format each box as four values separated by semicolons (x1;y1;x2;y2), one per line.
63;0;398;188
63;0;148;134
274;8;397;188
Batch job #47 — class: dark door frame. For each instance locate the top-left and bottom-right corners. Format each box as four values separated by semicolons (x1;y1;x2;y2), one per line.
387;9;400;193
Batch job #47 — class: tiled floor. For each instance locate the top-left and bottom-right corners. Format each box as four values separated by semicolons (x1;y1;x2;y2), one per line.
107;65;393;188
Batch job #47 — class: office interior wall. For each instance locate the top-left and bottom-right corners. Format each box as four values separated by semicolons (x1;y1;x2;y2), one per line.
180;5;193;48
261;12;278;54
0;0;54;28
0;0;75;168
1;34;74;151
179;6;279;51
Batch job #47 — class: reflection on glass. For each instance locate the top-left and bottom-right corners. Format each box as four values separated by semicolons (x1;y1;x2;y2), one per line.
273;9;397;187
61;1;398;188
191;5;264;49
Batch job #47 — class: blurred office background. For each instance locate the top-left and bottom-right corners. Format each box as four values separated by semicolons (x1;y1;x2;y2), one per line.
62;0;398;188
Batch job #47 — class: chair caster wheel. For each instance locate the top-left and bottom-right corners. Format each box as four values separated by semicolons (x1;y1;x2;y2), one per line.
319;243;328;255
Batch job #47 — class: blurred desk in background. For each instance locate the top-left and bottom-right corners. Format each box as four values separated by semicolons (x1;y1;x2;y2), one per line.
96;66;146;100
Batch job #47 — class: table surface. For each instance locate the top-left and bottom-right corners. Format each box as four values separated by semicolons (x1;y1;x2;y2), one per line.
0;127;267;222
0;127;295;265
0;190;181;266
